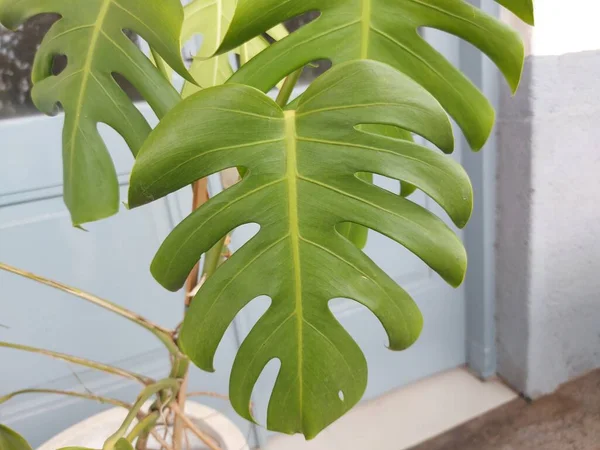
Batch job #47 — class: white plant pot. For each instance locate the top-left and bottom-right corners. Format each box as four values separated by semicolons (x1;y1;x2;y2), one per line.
37;402;249;450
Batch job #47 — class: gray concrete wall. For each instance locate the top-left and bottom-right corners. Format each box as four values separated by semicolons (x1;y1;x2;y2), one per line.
496;49;600;397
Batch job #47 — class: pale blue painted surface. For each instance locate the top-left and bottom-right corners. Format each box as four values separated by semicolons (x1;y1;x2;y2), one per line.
0;107;255;447
0;19;498;449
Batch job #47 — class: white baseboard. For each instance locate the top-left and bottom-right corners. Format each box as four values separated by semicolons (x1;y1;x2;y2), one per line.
265;367;517;450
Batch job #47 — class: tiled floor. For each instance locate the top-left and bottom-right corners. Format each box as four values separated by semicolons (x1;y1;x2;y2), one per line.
265;368;517;450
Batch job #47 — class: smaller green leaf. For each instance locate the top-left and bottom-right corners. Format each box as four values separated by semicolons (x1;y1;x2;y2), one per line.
0;425;33;450
115;439;135;450
496;0;535;25
58;448;97;450
181;0;288;96
58;438;133;450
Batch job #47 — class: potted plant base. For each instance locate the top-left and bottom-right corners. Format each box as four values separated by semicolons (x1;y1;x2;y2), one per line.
37;402;249;450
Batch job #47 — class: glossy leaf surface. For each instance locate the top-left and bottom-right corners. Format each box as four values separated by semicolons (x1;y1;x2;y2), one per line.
181;0;287;96
0;425;33;450
0;0;190;225
497;0;535;24
115;439;134;450
129;60;472;438
216;0;532;150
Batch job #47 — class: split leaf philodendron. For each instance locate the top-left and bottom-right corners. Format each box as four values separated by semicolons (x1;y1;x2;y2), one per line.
129;60;472;438
181;0;288;96
216;0;531;151
0;0;534;444
0;0;191;225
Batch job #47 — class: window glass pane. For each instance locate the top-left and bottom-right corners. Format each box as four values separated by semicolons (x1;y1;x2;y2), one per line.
0;15;57;119
0;15;142;120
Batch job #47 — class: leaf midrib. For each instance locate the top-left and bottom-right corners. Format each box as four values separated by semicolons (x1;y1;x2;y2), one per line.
68;0;112;182
360;0;372;58
284;110;303;414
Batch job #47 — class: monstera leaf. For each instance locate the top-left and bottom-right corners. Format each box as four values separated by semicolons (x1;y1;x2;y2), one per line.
181;0;287;96
497;0;535;24
0;0;191;225
213;0;532;151
340;125;417;249
129;60;473;438
0;425;32;450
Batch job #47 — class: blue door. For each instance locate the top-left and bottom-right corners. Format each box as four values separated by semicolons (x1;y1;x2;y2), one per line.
0;14;255;446
0;13;473;450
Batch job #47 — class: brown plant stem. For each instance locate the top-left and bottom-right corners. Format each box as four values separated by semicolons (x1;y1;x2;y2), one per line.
184;179;210;309
171;403;221;450
186;392;229;401
150;429;174;450
173;177;210;450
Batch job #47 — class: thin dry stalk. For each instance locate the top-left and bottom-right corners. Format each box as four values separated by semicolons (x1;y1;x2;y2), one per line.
150;429;174;450
174;178;210;450
186;392;229;402
171;403;221;450
172;375;189;450
184;178;210;308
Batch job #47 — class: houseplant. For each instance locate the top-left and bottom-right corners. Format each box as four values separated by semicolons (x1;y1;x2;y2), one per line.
0;0;534;449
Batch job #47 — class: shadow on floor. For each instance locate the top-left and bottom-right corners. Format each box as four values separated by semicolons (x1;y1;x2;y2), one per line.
411;369;600;450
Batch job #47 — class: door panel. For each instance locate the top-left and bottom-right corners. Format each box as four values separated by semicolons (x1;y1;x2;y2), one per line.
0;15;473;450
0;111;254;446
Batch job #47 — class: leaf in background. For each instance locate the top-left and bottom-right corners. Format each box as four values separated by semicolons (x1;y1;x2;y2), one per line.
338;124;418;249
58;448;97;450
115;439;134;450
180;0;288;97
0;425;33;450
129;60;473;438
214;0;532;151
496;0;535;24
0;0;191;225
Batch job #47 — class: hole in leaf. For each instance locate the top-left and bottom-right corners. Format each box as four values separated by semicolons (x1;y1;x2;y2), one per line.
328;298;392;350
251;358;282;426
284;11;321;33
51;54;67;75
420;27;461;67
228;223;260;254
97;122;135;166
111;72;143;103
338;390;345;402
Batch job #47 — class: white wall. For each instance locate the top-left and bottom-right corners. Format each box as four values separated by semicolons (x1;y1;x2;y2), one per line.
496;4;600;397
532;1;600;55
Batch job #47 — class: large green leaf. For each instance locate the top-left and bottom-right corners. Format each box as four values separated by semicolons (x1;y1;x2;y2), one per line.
129;60;472;438
0;0;191;225
340;125;417;249
0;425;32;450
181;0;287;96
214;0;531;151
